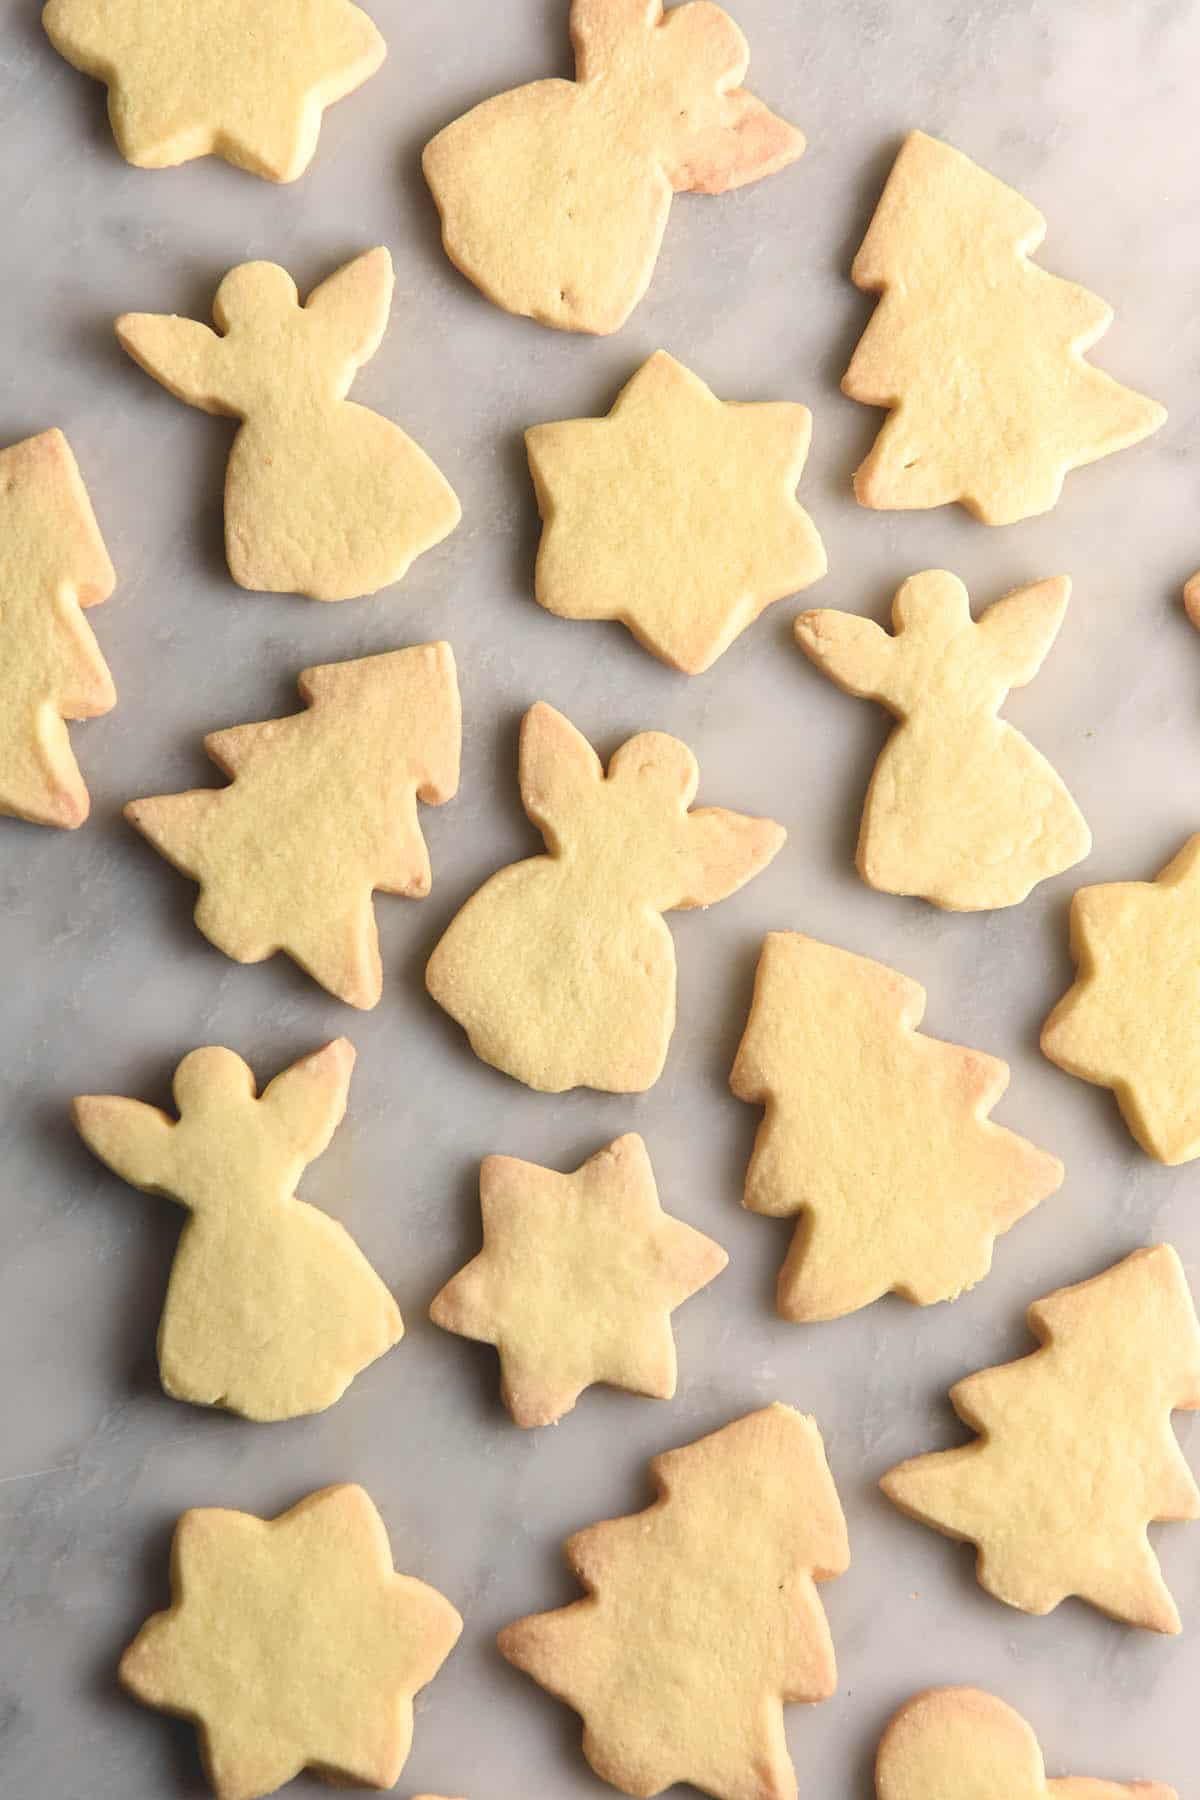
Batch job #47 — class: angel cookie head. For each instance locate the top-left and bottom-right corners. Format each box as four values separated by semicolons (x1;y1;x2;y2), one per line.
427;702;784;1092
423;0;803;334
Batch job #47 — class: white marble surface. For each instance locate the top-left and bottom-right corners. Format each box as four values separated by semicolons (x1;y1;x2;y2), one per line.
2;1;1199;1795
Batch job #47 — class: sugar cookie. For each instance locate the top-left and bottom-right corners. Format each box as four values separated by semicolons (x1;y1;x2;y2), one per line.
74;1039;401;1421
796;572;1091;909
127;645;461;1009
882;1245;1200;1633
500;1404;848;1800
731;933;1063;1322
1042;835;1200;1163
121;1484;462;1800
1184;572;1200;629
117;249;459;600
877;1687;1176;1800
423;0;803;335
43;0;385;181
426;701;784;1091
431;1134;726;1426
0;429;115;829
843;131;1165;524
527;351;826;673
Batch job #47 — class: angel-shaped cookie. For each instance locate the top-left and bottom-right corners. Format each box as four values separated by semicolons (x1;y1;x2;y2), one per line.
427;703;784;1092
74;1040;402;1422
117;248;460;600
423;0;804;335
796;572;1091;911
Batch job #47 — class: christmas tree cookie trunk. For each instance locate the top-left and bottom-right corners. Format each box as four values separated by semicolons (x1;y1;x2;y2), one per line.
117;249;459;599
500;1404;848;1800
876;1688;1176;1800
0;429;116;828
796;571;1091;910
426;702;784;1092
423;0;803;335
126;645;461;1009
843;131;1165;524
882;1245;1200;1632
74;1041;402;1421
731;933;1062;1321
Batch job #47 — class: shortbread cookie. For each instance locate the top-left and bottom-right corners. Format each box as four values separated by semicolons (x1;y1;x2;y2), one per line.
0;429;115;829
121;1484;462;1800
423;0;803;335
117;249;459;600
796;572;1091;909
427;701;784;1091
882;1245;1200;1632
74;1040;401;1421
731;933;1063;1322
1184;572;1200;629
431;1134;726;1426
843;131;1165;524
877;1687;1176;1800
500;1404;848;1800
1042;835;1200;1163
43;0;384;181
527;351;826;673
127;645;460;1009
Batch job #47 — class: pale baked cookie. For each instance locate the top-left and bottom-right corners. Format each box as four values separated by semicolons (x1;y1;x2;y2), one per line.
423;0;803;335
121;1484;461;1800
500;1404;848;1800
1184;572;1200;628
1042;836;1200;1163
0;429;115;829
74;1039;401;1422
426;701;784;1092
117;249;459;600
527;351;826;673
731;933;1063;1322
881;1245;1200;1632
843;131;1165;524
877;1687;1176;1800
431;1134;726;1426
127;645;461;1009
796;571;1091;909
43;0;384;182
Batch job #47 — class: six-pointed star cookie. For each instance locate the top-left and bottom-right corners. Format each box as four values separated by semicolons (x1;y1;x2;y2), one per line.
526;351;826;674
121;1484;462;1800
1042;835;1200;1163
430;1134;727;1427
43;0;385;182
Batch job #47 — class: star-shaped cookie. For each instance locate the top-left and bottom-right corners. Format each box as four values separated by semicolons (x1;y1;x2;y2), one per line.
43;0;385;182
527;351;826;673
121;1484;461;1800
430;1134;727;1427
1042;835;1200;1163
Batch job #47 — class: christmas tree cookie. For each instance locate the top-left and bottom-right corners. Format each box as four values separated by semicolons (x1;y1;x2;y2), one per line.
877;1688;1176;1800
500;1404;849;1800
731;933;1063;1322
1042;836;1200;1163
527;351;826;673
423;0;804;335
43;0;385;181
117;249;459;600
127;645;461;1009
121;1484;461;1800
0;429;115;829
431;1134;727;1426
796;571;1091;909
843;131;1165;524
74;1039;401;1422
427;701;784;1091
882;1245;1200;1632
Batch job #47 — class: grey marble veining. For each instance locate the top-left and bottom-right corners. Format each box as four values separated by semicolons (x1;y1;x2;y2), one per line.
1;1;1199;1795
